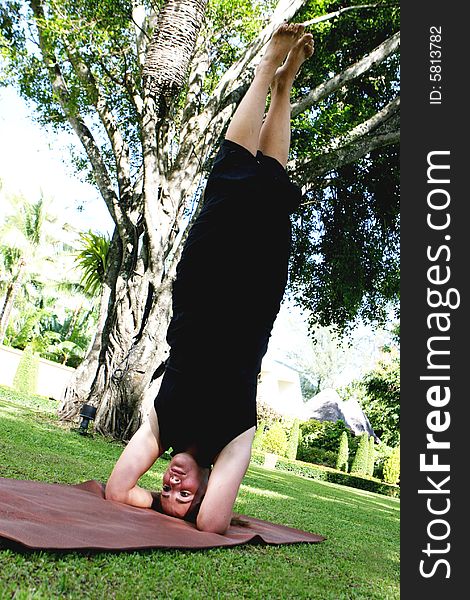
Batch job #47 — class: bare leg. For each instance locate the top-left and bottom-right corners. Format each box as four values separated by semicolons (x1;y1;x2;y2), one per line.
225;23;304;156
258;33;314;167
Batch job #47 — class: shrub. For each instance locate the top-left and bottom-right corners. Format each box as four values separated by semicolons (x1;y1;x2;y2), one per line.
347;435;359;469
250;450;400;498
261;421;288;456
336;431;349;472
297;419;358;469
257;401;283;428
367;436;375;476
297;445;337;468
286;418;300;460
319;420;350;452
12;345;39;395
299;419;352;454
351;433;369;475
298;419;324;446
361;349;400;446
252;420;266;450
373;442;395;480
383;445;400;485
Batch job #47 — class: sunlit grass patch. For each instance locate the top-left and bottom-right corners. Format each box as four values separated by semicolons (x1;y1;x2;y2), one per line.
0;385;399;599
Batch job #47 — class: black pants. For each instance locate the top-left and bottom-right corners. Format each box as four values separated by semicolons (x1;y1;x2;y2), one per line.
154;139;302;465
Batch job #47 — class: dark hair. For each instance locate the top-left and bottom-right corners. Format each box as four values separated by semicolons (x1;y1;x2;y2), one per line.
183;496;204;524
151;492;250;528
149;491;203;524
150;492;163;513
230;515;250;527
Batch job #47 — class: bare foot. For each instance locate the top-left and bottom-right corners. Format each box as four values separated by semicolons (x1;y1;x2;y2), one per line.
271;33;314;92
256;23;305;78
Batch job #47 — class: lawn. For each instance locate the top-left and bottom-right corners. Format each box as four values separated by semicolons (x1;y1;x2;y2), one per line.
0;386;399;599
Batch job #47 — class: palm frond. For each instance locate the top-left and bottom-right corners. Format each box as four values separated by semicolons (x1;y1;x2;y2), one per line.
74;231;111;297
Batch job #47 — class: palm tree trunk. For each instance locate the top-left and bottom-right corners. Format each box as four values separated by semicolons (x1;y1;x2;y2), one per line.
143;0;208;113
0;259;26;345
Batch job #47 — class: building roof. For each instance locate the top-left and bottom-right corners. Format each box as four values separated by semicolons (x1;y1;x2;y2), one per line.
304;388;379;440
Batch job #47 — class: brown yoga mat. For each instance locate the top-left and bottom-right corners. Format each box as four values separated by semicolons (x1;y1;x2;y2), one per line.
0;478;325;552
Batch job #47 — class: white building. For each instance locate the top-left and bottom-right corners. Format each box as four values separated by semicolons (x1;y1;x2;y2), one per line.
0;345;75;400
1;346;307;424
257;357;306;419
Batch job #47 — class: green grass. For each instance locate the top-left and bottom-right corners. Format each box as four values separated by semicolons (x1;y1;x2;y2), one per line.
0;385;399;599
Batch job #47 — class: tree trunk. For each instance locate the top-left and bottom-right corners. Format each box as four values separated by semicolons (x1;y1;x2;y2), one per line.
94;279;175;438
58;0;208;440
0;259;26;345
59;232;177;439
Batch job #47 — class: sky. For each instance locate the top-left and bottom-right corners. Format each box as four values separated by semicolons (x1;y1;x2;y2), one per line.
0;86;390;389
266;297;390;390
0;87;114;235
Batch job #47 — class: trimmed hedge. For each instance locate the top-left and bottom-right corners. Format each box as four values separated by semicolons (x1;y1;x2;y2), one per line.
336;431;349;472
250;449;400;498
383;445;400;485
252;420;266;450
351;433;369;475
261;421;288;455
297;445;337;469
286;418;300;460
13;345;39;395
367;436;375;476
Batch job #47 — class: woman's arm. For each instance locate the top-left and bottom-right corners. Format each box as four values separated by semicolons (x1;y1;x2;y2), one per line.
196;426;255;534
105;407;162;508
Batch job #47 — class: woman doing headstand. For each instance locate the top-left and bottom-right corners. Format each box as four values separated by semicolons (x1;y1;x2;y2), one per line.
105;23;314;534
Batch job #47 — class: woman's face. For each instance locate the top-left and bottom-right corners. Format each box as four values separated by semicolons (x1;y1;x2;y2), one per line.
160;453;206;519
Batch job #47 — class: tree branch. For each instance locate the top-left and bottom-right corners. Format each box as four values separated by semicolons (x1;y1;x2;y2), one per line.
317;96;400;153
179;3;399;180
208;0;308;106
131;1;151;69
180;27;211;130
94;52;144;118
300;3;400;27
175;0;308;205
214;2;399;111
64;48;133;209
170;2;400;254
292;118;399;192
28;0;121;226
291;31;400;117
140;78;159;269
141;90;161;268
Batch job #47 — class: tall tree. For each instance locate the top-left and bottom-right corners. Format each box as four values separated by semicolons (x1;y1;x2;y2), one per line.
361;336;400;446
0;194;64;344
0;192;98;364
287;324;350;398
1;0;400;439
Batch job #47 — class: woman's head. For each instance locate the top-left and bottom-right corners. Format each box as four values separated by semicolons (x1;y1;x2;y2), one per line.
160;453;209;520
